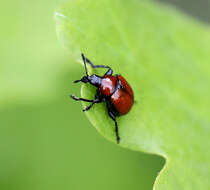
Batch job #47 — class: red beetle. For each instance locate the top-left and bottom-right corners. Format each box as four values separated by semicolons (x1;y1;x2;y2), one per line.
71;53;134;143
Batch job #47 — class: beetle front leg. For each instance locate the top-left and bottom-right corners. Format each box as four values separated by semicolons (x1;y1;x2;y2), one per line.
82;53;113;76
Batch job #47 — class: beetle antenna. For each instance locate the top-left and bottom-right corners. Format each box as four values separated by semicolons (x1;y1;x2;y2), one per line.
81;53;89;76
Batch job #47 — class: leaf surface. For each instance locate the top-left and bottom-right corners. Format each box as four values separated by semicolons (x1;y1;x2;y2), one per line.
55;0;210;189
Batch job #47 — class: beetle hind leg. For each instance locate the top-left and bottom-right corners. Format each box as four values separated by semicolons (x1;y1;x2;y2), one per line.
106;103;120;144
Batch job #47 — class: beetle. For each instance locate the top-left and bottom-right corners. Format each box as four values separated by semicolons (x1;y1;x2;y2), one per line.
71;53;134;143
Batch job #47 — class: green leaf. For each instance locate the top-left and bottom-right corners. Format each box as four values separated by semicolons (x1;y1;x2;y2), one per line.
0;0;163;189
55;0;210;189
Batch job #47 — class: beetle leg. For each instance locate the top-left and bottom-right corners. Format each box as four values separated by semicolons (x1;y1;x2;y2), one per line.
71;94;104;112
70;94;94;102
104;68;113;76
81;53;113;76
83;98;104;112
106;103;120;144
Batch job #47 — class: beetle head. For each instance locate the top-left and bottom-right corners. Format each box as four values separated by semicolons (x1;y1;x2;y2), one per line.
74;76;89;83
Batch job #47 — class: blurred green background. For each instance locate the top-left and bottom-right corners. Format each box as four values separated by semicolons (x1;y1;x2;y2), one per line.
0;0;208;190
